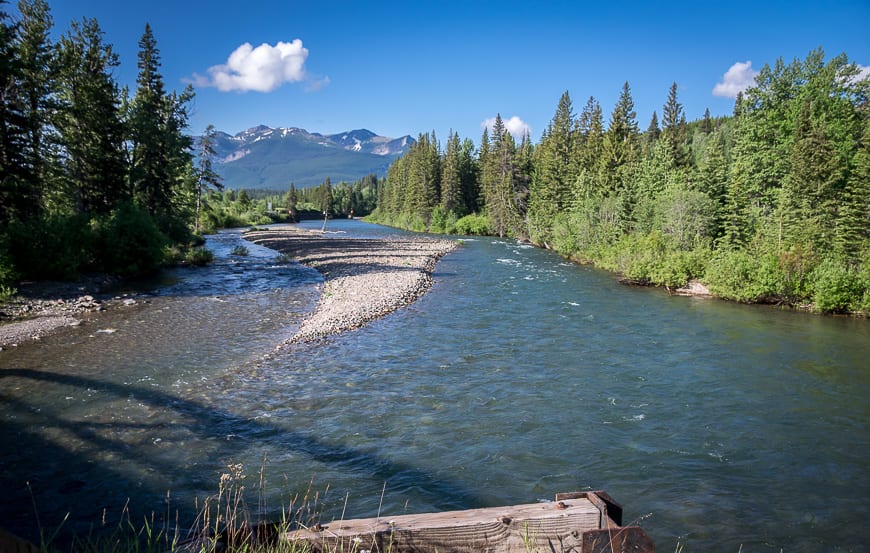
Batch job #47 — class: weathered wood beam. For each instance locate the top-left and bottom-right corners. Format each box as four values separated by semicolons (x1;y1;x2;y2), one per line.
282;491;654;553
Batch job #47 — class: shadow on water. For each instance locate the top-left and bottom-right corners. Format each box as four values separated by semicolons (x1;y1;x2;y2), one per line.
0;367;483;546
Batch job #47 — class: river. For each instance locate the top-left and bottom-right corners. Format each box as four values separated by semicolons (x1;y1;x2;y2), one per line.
1;219;868;552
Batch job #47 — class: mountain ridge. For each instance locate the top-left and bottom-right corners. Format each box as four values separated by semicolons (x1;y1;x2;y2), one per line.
203;125;414;189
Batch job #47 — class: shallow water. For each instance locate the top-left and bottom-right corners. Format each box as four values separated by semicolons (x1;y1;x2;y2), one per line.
1;221;868;552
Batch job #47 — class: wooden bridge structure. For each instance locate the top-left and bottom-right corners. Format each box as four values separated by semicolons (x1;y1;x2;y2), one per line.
284;491;654;553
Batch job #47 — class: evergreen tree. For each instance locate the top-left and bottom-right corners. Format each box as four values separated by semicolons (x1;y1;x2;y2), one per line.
486;115;521;237
529;91;577;242
194;124;222;231
0;3;30;223
602;81;640;193
661;82;688;168
55;17;127;215
573;96;604;202
643;111;662;144
697;129;728;237
458;136;479;214
128;23;194;236
15;0;54;214
835;125;870;262
440;130;462;215
286;183;297;220
701;108;713;134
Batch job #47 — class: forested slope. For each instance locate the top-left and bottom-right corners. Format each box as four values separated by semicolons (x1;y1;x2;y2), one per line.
370;49;869;314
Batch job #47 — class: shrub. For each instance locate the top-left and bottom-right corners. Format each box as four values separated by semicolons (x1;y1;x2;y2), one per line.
7;213;94;280
230;245;249;256
705;249;777;302
184;247;214;266
95;203;168;276
0;235;16;301
453;213;490;235
810;258;864;313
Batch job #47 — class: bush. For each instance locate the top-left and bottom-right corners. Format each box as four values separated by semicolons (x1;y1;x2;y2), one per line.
7;213;94;280
184;247;214;266
0;234;17;301
453;213;490;235
94;203;168;276
810;258;864;313
705;249;779;302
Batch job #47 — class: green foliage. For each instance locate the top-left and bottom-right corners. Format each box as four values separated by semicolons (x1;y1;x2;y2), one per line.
809;258;866;313
8;213;93;280
596;232;709;288
184;246;214;266
374;48;868;313
453;213;490;235
0;234;18;300
93;202;167;276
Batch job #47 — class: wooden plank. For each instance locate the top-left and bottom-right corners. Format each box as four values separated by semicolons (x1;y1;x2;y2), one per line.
282;493;633;553
0;528;41;553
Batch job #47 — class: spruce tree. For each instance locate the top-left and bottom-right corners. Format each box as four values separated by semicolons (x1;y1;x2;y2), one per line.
440;130;462;215
603;81;640;192
195;124;223;231
56;17;127;215
0;3;30;223
661;82;688;168
15;0;54;215
128;23;194;237
529;91;577;242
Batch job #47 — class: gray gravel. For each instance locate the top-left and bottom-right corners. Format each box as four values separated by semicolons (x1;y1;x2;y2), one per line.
245;228;457;344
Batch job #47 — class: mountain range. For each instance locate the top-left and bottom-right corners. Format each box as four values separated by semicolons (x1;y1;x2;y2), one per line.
204;125;414;189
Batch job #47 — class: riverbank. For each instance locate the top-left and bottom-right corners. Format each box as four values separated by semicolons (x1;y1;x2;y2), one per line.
243;227;457;344
0;275;141;348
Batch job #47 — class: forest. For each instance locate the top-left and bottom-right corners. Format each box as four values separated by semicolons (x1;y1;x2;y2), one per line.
0;0;229;295
369;49;870;314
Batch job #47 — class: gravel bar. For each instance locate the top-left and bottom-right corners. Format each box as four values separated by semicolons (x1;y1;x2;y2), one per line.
244;227;457;344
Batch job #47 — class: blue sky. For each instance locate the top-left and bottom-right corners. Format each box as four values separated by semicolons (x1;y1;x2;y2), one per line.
43;0;870;143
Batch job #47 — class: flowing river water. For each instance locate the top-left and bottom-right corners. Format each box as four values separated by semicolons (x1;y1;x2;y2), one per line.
1;219;868;552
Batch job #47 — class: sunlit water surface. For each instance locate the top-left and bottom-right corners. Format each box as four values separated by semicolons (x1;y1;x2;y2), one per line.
1;220;868;552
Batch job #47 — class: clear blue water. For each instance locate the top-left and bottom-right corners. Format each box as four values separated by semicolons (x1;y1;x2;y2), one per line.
1;220;868;552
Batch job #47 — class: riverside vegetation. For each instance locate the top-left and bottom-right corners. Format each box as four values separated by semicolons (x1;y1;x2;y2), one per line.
367;49;870;315
0;0;225;300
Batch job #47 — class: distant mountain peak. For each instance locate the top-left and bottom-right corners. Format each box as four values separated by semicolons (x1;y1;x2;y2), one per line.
199;124;415;189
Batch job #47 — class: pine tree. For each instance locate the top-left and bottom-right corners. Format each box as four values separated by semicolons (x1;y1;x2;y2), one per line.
661;82;688;168
128;23;194;233
697;129;728;237
286;183;297;220
701;108;713;134
15;0;54;214
486;115;521;237
194;124;223;231
602;81;640;193
0;3;30;223
834;125;870;262
529;92;577;242
440;130;462;215
55;17;127;215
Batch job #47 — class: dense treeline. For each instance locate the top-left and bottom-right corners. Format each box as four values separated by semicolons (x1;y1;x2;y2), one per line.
198;174;383;230
0;0;211;296
371;49;870;314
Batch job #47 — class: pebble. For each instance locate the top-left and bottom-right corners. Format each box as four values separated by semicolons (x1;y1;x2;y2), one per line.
245;230;458;344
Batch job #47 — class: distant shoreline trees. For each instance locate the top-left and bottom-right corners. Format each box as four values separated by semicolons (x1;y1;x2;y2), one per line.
370;48;870;314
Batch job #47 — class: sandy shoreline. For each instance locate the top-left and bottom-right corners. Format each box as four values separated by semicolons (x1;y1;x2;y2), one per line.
244;227;457;344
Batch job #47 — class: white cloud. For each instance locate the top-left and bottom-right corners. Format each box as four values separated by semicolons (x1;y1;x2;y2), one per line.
712;61;759;98
857;64;870;81
192;39;326;93
481;115;531;139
